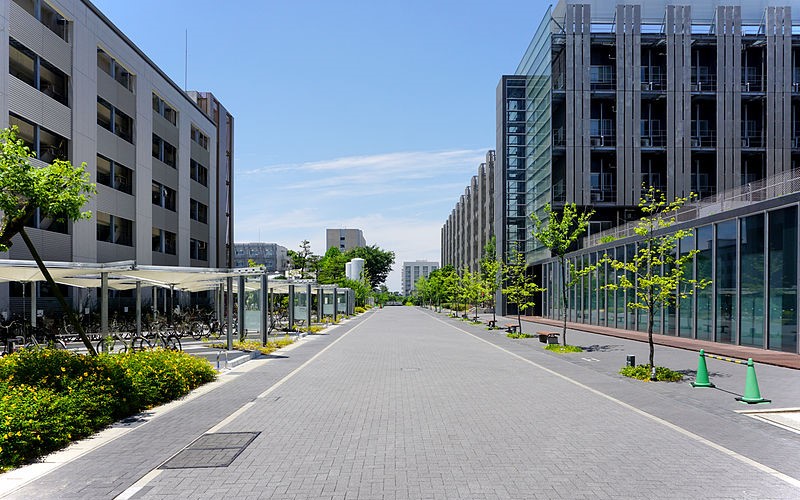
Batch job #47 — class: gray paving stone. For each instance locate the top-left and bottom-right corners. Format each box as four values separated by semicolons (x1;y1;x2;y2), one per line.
5;307;800;499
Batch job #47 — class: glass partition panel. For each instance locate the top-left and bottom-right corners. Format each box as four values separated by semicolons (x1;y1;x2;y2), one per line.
626;244;637;330
716;220;737;343
696;226;713;340
768;207;798;353
678;233;695;337
740;214;764;347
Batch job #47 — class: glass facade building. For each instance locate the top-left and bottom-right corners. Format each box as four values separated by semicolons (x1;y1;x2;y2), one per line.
540;190;800;354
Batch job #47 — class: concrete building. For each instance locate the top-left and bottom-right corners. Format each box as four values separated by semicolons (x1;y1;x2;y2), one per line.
441;150;495;272
233;242;288;273
1;0;232;312
402;260;439;297
326;228;366;252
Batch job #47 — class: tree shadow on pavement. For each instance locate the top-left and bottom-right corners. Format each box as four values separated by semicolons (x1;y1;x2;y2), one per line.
581;344;625;352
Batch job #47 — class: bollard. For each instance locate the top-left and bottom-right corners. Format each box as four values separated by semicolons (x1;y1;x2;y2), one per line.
735;358;771;404
691;349;715;388
626;355;635;367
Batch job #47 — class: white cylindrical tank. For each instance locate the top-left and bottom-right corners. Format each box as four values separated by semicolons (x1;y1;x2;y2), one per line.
350;258;365;281
345;262;353;280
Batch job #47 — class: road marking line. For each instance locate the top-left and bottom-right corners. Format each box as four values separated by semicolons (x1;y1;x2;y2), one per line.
116;312;375;496
431;313;800;489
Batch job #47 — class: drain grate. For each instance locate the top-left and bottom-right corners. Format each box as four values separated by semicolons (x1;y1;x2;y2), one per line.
160;432;260;469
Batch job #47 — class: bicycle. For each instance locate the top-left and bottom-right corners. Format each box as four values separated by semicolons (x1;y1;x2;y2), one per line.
137;319;182;351
0;320;24;356
22;321;67;351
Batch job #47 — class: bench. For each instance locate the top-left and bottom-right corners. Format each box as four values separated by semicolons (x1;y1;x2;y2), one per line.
536;331;561;344
504;324;518;334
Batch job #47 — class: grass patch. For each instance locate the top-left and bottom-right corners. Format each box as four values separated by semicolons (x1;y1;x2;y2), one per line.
506;332;535;339
207;335;295;355
0;348;215;472
619;364;684;382
544;344;583;353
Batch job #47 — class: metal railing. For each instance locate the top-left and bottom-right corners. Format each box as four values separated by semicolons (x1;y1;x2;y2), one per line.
583;168;800;247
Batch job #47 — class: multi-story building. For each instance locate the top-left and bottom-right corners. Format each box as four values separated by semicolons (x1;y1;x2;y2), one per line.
491;0;800;353
402;260;439;297
0;0;232;312
233;242;288;273
326;228;366;252
441;150;495;272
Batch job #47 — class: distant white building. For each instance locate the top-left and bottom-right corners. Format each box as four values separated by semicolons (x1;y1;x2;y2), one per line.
402;260;439;296
233;243;288;272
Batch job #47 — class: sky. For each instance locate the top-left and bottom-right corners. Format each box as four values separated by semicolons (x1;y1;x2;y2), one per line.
91;0;550;292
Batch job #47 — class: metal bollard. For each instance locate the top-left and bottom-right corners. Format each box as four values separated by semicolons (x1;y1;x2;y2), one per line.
216;349;229;370
626;354;636;367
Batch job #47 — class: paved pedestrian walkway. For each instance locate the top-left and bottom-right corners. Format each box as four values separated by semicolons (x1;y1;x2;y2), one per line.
3;307;799;499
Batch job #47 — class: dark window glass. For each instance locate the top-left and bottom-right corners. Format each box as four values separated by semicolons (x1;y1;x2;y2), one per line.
114;108;133;142
39;59;67;105
97;98;112;131
716;220;737;344
39;1;68;41
190;159;208;185
163;231;176;255
740;215;764;347
152;228;161;252
96;212;111;242
97;155;112;187
9;40;35;86
768;207;798;353
97;49;112;76
37;126;68;163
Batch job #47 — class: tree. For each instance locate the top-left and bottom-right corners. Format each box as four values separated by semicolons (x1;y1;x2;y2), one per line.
501;249;543;334
480;236;501;326
0;127;97;354
531;202;594;346
602;186;709;380
461;269;486;320
345;245;395;288
317;247;347;284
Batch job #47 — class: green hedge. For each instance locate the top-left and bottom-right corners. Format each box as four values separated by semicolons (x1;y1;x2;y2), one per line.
0;348;216;472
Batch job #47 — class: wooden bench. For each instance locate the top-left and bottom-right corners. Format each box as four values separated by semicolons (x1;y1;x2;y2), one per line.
504;323;518;334
536;331;561;344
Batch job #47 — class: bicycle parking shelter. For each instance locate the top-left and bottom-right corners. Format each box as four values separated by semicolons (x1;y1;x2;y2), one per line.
0;259;354;351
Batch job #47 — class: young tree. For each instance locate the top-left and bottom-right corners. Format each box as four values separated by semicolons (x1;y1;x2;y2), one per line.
531;202;594;346
461;268;485;320
0;127;97;354
501;249;544;334
602;186;709;380
480;236;501;326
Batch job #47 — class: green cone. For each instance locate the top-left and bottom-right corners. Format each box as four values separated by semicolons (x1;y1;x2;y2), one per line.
736;358;771;404
691;349;715;388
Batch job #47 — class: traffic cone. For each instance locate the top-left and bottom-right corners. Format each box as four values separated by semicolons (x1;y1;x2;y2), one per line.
691;349;715;388
735;358;771;404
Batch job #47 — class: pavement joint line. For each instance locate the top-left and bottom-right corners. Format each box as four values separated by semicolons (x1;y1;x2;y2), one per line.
115;311;376;496
430;311;800;490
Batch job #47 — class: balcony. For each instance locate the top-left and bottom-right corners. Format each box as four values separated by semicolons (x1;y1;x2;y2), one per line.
589;135;616;147
741;135;765;148
640;67;666;91
742;69;765;93
691;67;716;92
590;65;615;90
690;133;716;148
641;134;666;147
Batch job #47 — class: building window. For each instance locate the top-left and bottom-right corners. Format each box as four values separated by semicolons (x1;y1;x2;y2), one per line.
96;97;133;143
152;134;177;168
152;228;176;255
96;154;132;195
190;199;208;224
24;207;67;234
9;38;69;106
190;159;208;185
9;113;68;163
152;93;177;125
96;48;133;92
96;212;133;246
191;126;209;150
190;238;208;261
13;0;69;42
151;181;176;211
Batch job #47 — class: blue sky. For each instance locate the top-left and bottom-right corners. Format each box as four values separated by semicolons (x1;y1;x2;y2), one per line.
91;0;549;291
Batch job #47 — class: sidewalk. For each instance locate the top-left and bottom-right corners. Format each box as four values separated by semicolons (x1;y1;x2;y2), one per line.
522;315;800;369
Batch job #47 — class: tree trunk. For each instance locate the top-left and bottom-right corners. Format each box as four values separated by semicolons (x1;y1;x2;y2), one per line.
561;256;568;346
19;228;97;356
517;310;522;334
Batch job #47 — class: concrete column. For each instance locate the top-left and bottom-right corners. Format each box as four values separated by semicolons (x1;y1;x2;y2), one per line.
288;284;295;330
306;283;312;328
101;272;109;339
332;287;338;322
260;273;268;345
29;282;36;328
226;277;233;350
317;286;323;321
135;281;141;336
237;275;246;341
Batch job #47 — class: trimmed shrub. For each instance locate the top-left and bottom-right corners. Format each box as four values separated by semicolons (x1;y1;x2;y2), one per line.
619;364;683;382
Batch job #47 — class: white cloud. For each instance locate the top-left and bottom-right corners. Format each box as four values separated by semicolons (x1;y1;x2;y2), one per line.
234;148;491;291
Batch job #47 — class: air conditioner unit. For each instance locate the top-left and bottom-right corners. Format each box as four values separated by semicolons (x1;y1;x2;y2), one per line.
742;137;750;148
641;137;652;147
691;137;701;148
590;137;603;147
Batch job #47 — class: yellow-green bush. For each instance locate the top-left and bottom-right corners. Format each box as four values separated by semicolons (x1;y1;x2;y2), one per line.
0;348;215;472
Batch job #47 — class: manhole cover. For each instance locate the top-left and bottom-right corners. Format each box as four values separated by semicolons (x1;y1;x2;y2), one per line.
401;367;420;372
160;432;260;469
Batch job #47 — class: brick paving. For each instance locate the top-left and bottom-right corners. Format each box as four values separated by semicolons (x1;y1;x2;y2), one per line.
5;307;800;499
